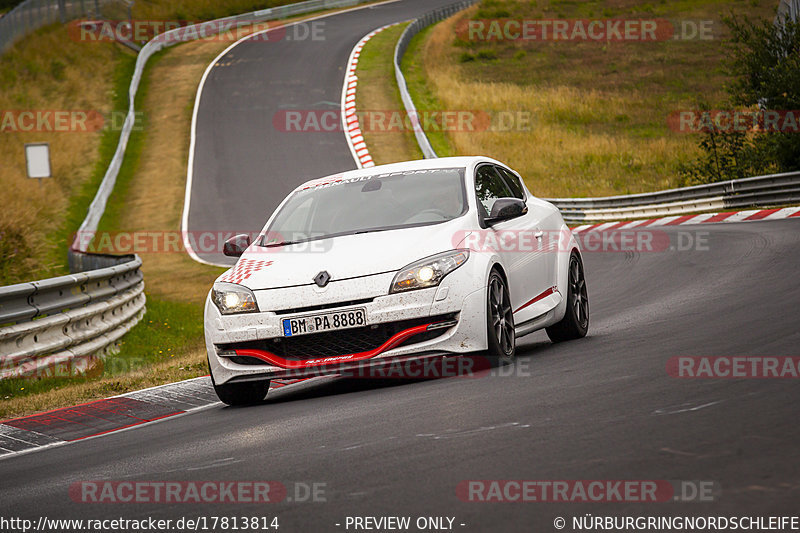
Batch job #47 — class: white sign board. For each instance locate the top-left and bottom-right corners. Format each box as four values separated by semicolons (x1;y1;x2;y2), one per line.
25;143;51;179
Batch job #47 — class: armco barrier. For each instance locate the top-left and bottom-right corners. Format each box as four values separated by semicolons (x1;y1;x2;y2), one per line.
0;254;145;380
777;0;799;23
393;0;478;159
549;171;800;222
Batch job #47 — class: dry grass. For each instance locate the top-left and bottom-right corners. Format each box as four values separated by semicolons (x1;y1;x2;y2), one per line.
408;0;778;197
132;0;320;21
355;23;422;164
0;349;206;420
0;26;132;283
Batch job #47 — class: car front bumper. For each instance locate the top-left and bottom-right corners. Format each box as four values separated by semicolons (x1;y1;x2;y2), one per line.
205;268;489;385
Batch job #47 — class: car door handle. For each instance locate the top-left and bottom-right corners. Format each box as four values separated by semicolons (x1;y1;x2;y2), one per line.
534;230;544;239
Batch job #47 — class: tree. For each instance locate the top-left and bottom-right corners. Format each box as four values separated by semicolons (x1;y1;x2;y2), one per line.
681;10;800;184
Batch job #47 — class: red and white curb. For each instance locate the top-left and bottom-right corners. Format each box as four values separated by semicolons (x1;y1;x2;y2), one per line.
341;22;401;169
572;206;800;233
0;376;326;460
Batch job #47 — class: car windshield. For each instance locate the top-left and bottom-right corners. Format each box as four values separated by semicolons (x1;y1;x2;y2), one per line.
262;167;467;246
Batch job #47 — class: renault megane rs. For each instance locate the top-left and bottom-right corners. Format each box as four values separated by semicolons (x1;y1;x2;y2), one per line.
204;156;588;405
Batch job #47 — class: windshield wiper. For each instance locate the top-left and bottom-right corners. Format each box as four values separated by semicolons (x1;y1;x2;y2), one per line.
262;240;302;248
353;228;391;235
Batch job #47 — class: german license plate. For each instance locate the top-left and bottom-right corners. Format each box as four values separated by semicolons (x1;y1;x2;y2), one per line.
282;308;366;337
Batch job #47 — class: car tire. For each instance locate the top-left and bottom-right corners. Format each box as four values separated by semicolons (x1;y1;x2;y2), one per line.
211;370;270;406
546;251;589;343
486;269;516;364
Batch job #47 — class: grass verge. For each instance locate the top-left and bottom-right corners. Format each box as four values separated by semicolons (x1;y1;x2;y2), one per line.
401;25;457;158
355;22;422;164
0;299;206;419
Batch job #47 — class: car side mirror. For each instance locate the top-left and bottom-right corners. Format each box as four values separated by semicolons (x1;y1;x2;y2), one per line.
223;234;251;257
485;198;528;224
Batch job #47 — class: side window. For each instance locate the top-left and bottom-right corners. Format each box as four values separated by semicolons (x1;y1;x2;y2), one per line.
474;165;513;217
497;166;525;200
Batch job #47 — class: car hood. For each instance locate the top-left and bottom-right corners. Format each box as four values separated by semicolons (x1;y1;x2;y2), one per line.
219;220;474;290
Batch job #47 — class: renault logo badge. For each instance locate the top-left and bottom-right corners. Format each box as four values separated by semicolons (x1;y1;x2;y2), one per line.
314;271;331;287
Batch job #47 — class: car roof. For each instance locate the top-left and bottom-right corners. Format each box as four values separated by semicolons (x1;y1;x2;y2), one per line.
294;156;498;191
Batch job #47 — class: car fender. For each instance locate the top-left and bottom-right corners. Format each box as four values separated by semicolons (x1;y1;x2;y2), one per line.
552;222;582;323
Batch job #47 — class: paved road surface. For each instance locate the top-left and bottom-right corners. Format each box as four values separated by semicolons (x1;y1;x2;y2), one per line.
2;220;798;531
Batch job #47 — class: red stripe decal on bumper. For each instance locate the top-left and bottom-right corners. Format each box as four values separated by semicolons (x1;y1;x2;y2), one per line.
234;323;433;370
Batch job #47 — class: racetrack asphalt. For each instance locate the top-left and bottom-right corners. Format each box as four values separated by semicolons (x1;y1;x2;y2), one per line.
3;0;798;529
185;0;460;266
2;219;799;530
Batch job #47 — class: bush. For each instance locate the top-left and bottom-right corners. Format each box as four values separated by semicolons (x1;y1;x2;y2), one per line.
681;13;800;184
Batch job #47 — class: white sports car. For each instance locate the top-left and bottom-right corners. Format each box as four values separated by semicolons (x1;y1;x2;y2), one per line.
204;157;588;405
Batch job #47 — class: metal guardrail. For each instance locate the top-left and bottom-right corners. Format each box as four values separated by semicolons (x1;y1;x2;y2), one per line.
547;171;800;222
393;0;478;159
0;254;145;380
72;0;374;252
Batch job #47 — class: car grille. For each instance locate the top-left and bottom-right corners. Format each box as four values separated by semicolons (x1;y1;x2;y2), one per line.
220;314;456;364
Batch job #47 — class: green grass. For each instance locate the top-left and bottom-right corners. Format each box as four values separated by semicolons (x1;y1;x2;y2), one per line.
1;46;210;412
401;25;457;158
1;1;395;418
0;25;136;286
355;22;423;164
94;52;155;237
0;41;204;416
0;298;205;412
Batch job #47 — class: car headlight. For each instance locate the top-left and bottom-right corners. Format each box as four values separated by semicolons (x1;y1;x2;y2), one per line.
211;282;259;315
390;250;469;293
